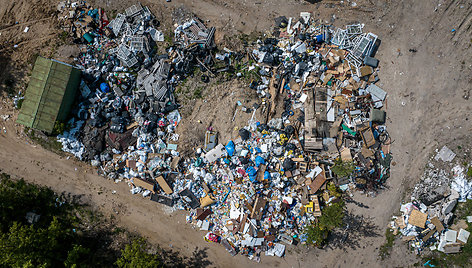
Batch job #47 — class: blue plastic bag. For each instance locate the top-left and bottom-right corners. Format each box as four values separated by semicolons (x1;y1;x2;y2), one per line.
100;83;110;93
246;166;257;182
264;171;271;180
255;156;265;167
225;141;235;156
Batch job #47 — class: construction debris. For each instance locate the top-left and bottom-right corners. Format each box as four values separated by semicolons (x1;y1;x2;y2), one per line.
393;146;472;255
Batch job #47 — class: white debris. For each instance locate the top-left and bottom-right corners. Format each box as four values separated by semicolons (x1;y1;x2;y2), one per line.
445;230;457;243
450;165;472;202
130;187;141;194
265;243;285;257
457;229;470;244
57;119;85;160
434;146;456;162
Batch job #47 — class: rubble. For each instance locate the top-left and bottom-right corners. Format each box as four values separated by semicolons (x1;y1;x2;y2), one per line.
435;145;456;162
50;5;393;261
393;146;472;255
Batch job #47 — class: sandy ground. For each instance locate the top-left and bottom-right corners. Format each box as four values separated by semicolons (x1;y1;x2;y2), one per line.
1;0;472;267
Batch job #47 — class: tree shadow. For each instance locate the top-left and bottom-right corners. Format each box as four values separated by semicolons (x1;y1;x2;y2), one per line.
0;50;28;98
159;246;212;268
0;53;17;96
327;211;380;251
345;197;370;209
185;247;212;268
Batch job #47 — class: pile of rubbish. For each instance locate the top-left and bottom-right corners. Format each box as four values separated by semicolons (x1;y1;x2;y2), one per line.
53;4;393;260
392;146;471;255
56;1;179;162
243;14;391;193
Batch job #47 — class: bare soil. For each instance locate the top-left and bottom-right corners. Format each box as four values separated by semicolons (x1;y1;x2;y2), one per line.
1;0;471;267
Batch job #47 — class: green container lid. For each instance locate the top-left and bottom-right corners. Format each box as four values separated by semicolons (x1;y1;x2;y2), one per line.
83;32;94;43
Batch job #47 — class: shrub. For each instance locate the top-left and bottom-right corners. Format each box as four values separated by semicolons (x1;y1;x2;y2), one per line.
331;159;355;177
116;238;161;268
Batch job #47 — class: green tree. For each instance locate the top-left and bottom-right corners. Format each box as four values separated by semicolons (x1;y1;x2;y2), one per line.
327;182;342;198
305;201;345;248
305;223;328;247
318;201;345;231
0;174;88;267
65;244;91;268
0;174;65;232
116;238;162;268
0;217;73;267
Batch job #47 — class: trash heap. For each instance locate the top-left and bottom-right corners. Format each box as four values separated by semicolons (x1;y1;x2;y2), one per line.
56;2;180;163
243;14;391;192
54;5;393;260
165;14;390;259
392;146;471;255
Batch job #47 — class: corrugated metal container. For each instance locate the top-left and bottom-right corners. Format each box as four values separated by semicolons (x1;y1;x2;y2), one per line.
17;57;81;133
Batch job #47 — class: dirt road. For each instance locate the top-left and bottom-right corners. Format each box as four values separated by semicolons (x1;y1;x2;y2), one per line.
1;0;471;267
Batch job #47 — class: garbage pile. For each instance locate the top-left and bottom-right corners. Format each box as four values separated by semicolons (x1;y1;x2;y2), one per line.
166;14;393;260
53;5;393;260
244;14;390;192
56;2;179;163
392;146;471;255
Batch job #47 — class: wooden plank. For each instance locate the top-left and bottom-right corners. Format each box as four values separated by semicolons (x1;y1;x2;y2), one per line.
431;216;444;232
409;210;427;228
359;125;375;148
251;196;267;220
312;195;322;216
196;208;212;221
257;164;267;181
155;175;173;195
309;167;327;194
268;72;278;121
133;178;155;193
422;228;436;242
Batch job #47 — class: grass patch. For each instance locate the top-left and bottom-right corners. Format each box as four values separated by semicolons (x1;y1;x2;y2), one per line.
15;98;23;109
454;199;472;224
235;62;261;83
52;120;69;136
379;228;396;260
26;128;64;154
193;86;203;99
236;31;260;45
59;31;69;43
164;30;173;44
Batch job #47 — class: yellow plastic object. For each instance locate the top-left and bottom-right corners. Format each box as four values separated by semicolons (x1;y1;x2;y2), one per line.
279;134;288;145
305;202;314;214
200;195;216;207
